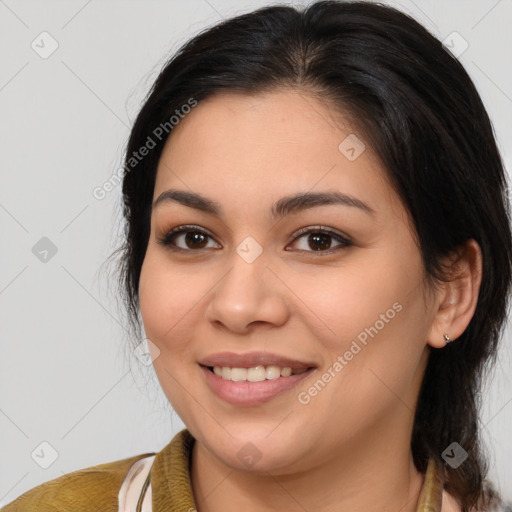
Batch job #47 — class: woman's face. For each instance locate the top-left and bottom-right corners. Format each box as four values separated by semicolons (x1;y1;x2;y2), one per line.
139;89;438;473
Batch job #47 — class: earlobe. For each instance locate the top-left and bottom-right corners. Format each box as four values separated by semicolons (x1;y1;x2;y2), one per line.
426;239;483;349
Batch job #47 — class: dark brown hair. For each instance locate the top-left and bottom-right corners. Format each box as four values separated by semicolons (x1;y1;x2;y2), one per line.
110;1;512;509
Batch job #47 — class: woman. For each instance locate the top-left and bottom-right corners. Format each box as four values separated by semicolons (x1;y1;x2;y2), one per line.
2;1;511;511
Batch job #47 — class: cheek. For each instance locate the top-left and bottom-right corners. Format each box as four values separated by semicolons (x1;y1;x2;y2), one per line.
286;254;410;354
290;245;426;410
138;251;200;350
290;267;425;436
138;253;203;416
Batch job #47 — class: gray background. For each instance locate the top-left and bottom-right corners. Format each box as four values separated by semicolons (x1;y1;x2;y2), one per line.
1;0;511;505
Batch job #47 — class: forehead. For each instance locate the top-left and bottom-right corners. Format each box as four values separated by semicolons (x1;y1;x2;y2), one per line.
153;89;407;225
159;89;366;167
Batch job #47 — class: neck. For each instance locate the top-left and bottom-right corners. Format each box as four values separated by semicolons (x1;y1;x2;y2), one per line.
190;416;426;512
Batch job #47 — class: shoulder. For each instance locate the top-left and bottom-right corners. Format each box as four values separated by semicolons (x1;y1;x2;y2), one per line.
0;452;155;512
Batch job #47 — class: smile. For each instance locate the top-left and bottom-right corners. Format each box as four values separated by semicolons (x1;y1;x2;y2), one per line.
210;365;309;382
200;364;316;405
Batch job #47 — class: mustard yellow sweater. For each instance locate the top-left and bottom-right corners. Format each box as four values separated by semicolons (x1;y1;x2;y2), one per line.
0;428;506;511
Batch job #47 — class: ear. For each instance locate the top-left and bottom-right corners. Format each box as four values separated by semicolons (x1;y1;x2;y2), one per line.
426;239;483;349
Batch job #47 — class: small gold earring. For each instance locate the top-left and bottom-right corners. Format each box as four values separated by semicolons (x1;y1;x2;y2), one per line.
443;333;451;344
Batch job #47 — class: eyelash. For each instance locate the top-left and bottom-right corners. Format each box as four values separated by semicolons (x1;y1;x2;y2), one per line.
156;224;352;256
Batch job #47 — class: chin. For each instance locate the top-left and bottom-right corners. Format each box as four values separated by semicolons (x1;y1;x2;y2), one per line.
197;424;311;474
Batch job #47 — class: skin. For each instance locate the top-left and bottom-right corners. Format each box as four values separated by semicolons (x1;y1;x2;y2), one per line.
138;89;482;511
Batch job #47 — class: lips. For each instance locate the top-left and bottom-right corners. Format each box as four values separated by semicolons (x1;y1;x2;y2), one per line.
200;364;316;405
198;351;316;370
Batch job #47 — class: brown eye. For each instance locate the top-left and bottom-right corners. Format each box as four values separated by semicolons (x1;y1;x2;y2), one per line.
180;231;209;249
157;225;220;251
288;226;352;255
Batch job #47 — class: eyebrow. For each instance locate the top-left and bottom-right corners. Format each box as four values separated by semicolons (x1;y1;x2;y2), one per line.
152;188;375;219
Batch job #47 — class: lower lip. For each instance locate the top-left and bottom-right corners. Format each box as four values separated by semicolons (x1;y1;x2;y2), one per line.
200;365;315;406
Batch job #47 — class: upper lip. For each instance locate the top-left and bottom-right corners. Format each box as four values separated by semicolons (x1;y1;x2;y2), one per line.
199;351;316;370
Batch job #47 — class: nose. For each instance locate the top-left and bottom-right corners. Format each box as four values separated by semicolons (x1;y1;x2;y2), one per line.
204;246;289;334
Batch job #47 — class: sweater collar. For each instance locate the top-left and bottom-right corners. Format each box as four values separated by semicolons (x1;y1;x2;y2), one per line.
151;429;444;511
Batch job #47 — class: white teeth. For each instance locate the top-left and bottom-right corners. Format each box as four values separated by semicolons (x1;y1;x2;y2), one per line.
266;365;281;380
230;367;247;381
247;366;266;382
211;365;308;381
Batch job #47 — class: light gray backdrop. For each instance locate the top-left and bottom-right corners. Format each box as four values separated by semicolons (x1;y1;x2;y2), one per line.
1;0;511;505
